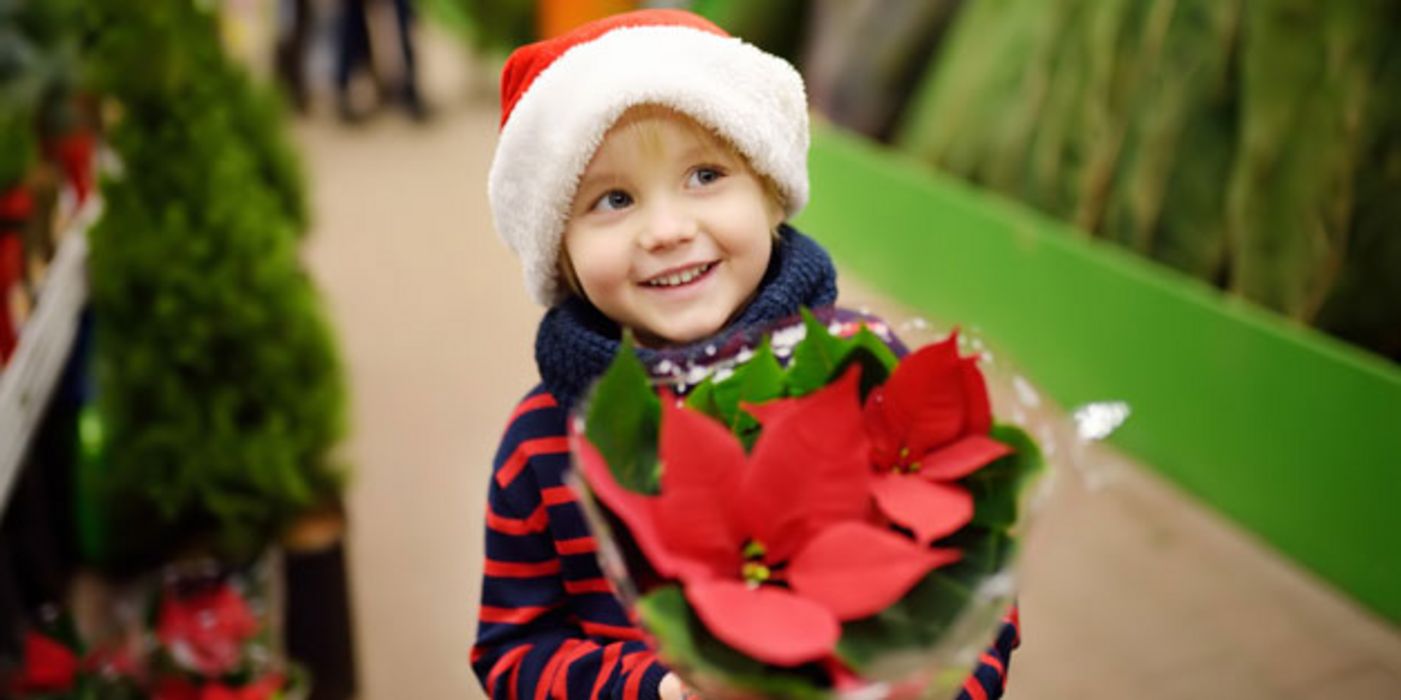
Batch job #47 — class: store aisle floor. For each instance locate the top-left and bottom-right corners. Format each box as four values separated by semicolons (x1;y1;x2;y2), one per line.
291;28;1401;700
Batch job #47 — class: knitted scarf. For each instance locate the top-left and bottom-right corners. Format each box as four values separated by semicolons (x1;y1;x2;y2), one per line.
534;224;838;410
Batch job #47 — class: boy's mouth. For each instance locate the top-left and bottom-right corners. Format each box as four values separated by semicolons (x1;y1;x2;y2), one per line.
640;261;717;289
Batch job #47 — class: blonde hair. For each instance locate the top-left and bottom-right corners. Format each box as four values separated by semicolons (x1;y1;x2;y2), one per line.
559;104;785;298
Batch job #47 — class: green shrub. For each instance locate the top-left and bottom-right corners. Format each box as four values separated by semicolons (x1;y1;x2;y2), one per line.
84;1;345;568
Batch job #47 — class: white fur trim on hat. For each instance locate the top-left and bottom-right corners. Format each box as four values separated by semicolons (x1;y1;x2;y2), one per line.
488;25;810;306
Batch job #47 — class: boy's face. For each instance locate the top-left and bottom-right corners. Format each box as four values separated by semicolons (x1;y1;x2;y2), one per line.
563;109;782;346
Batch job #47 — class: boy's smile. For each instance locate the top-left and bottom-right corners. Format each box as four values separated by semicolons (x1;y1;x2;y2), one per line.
563;107;782;346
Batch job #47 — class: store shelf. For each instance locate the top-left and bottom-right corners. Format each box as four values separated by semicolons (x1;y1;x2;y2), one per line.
0;199;101;510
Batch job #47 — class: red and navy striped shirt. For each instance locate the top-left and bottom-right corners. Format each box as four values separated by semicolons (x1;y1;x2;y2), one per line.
471;386;1021;700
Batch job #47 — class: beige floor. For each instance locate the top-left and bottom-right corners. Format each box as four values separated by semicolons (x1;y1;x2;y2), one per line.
293;29;1401;700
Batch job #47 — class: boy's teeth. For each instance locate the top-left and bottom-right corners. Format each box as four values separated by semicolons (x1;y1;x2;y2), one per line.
647;262;711;287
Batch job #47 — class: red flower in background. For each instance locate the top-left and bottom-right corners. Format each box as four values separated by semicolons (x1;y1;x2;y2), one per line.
863;333;1012;545
152;673;284;700
6;630;78;694
578;369;953;666
156;583;260;677
46;131;97;204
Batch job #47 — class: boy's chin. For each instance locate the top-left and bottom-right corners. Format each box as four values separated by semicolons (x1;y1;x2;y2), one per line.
631;312;731;348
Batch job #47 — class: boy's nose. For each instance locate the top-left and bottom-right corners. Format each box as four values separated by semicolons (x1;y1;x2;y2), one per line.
638;202;698;250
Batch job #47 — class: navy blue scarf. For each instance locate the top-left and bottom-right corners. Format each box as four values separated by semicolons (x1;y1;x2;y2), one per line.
535;224;838;410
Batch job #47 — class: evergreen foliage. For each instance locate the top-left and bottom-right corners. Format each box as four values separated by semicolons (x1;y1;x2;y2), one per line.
897;0;1401;360
82;1;345;568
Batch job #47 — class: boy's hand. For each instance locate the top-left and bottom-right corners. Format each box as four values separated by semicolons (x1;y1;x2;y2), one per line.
659;672;698;700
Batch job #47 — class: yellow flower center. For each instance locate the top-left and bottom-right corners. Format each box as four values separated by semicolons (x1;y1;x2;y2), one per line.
741;539;770;587
742;562;772;587
898;446;921;474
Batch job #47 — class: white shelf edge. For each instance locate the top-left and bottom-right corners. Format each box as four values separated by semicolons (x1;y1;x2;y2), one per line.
0;197;102;510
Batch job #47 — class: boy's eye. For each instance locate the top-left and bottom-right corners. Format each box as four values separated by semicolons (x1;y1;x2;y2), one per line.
593;190;633;212
687;166;726;188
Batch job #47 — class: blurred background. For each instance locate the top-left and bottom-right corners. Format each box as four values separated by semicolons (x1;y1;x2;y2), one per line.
1;0;1398;698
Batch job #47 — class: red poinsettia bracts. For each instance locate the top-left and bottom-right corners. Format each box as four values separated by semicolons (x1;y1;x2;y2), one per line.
156;583;261;677
152;673;285;700
6;630;79;695
577;369;953;666
863;333;1012;545
45;130;97;204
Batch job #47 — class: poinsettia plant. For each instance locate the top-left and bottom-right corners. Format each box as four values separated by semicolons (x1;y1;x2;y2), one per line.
570;309;1044;699
3;561;305;700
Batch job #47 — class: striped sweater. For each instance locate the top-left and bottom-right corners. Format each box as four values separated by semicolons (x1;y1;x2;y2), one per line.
471;386;1022;700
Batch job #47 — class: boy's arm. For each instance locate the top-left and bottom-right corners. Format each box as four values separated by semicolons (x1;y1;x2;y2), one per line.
472;391;670;700
955;606;1021;700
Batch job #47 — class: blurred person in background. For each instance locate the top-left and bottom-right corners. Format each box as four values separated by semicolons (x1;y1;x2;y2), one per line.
336;0;429;122
274;0;312;112
276;0;429;122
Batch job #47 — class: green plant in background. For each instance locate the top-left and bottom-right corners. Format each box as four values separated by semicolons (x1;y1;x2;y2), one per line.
81;1;346;570
0;96;37;190
1315;35;1401;358
0;0;82;188
896;0;1401;361
419;0;534;55
689;0;809;65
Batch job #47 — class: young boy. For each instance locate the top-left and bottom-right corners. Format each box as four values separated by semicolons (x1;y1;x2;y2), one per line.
472;10;1019;700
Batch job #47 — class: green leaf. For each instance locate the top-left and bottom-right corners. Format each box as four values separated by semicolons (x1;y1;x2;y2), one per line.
786;309;849;396
785;309;898;399
713;338;785;450
638;586;831;700
965;424;1045;530
683;376;721;420
836;571;969;670
836;529;1013;672
837;326;899;399
583;333;662;494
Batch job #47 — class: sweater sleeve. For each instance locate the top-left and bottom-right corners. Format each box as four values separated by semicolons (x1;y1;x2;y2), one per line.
954;606;1021;700
471;389;670;700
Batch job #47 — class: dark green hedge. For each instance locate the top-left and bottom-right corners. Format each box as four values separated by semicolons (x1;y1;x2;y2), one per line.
82;1;345;568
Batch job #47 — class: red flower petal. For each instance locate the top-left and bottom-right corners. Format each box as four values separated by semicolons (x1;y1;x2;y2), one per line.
573;433;697;580
870;474;975;545
741;394;801;427
157;584;261;676
958;356;994;436
864;333;1001;471
15;631;78;692
685;580;840;666
741;368;872;562
864;336;964;464
916;434;1013;481
200;684;240;700
153;678;201;700
238;673;285;700
787;521;957;620
653;397;748;576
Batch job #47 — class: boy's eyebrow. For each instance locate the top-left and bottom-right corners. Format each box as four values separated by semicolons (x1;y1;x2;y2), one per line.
682;143;734;165
575;172;625;197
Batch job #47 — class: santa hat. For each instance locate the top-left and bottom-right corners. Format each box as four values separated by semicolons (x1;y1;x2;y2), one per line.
488;9;810;306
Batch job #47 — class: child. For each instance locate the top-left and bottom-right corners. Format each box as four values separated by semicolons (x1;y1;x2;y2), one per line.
472;10;1019;700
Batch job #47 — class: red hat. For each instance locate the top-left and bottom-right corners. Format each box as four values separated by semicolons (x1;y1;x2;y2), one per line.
488;9;810;306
